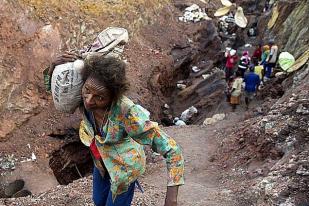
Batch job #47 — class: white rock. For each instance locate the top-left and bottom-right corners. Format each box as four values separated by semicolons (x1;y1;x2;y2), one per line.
164;104;170;109
275;72;285;77
202;74;210;79
192;66;200;73
296;165;309;176
203;118;217;125
31;152;37;161
296;104;309;114
177;84;187;90
212;113;225;121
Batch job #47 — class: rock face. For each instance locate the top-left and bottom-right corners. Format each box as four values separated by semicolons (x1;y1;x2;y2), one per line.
253;74;309;205
213;2;309;204
0;0;175;140
0;3;61;140
218;67;309;205
258;0;309;59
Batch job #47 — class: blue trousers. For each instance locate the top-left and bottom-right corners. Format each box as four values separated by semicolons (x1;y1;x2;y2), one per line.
264;63;275;78
93;166;135;206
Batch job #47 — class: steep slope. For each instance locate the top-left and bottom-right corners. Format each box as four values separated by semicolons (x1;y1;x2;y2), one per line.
0;0;171;140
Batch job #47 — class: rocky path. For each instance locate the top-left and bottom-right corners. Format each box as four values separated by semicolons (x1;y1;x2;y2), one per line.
136;112;247;206
0;111;246;206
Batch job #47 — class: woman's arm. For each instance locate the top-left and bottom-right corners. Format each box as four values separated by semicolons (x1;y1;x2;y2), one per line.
48;52;80;75
165;186;179;206
44;51;80;91
123;105;184;206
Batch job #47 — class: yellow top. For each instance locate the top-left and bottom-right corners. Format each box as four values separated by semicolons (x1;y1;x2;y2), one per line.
254;65;264;79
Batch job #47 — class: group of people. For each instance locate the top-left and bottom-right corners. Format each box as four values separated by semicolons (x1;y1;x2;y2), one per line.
224;40;279;111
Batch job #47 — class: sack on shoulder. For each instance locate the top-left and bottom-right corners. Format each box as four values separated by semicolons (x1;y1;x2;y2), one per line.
50;27;129;113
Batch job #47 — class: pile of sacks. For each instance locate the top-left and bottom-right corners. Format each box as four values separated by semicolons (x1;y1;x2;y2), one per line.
178;4;211;23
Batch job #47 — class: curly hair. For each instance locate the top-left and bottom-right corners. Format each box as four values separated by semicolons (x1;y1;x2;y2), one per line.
83;55;129;101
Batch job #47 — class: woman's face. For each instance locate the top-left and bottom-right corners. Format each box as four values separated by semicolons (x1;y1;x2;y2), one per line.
82;76;113;111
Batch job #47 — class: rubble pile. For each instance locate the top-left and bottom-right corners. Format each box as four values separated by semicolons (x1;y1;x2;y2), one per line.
0;155;17;174
252;87;309;205
217;66;309;205
178;4;211;23
0;176;164;206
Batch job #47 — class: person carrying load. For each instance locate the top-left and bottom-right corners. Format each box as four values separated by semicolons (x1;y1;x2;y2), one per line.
45;28;184;206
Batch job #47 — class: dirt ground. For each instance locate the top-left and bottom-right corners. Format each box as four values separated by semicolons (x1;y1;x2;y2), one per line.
0;113;250;205
0;0;308;205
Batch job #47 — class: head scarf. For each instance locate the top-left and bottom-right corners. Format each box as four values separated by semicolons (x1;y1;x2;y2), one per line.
243;51;249;56
230;49;237;56
263;45;270;51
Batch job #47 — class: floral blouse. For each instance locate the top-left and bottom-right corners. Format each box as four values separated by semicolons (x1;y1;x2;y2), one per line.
79;96;184;200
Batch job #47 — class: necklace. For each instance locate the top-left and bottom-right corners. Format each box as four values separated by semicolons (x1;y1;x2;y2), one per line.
91;107;109;136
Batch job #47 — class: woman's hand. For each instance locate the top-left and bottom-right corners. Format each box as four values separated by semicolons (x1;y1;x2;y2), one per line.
164;186;179;206
48;51;80;75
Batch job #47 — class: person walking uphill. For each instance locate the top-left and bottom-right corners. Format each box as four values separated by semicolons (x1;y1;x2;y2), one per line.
265;39;278;79
252;43;262;61
230;70;243;112
225;49;238;81
238;51;251;78
244;65;260;109
48;55;184;206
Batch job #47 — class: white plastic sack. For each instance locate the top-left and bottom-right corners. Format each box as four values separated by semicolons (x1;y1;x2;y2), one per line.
234;7;248;28
51;27;129;113
174;117;187;126
51;60;84;113
82;27;129;59
278;52;295;71
221;0;232;7
180;106;198;122
214;6;231;17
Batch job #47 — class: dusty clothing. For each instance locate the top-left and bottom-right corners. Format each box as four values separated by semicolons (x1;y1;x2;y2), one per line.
261;45;270;64
225;67;234;81
238;55;251;70
245;91;255;100
225;53;238;80
261;50;270;64
268;45;279;63
254;65;264;80
231;77;243;97
80;96;184;199
252;47;262;61
230;95;241;105
265;63;275;78
225;54;238;69
244;72;260;93
93;166;136;206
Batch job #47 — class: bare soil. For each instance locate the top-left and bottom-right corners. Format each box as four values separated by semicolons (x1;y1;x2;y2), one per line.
1;0;308;205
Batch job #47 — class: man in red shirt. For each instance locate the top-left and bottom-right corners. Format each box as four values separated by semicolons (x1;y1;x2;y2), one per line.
225;49;238;81
252;43;262;61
